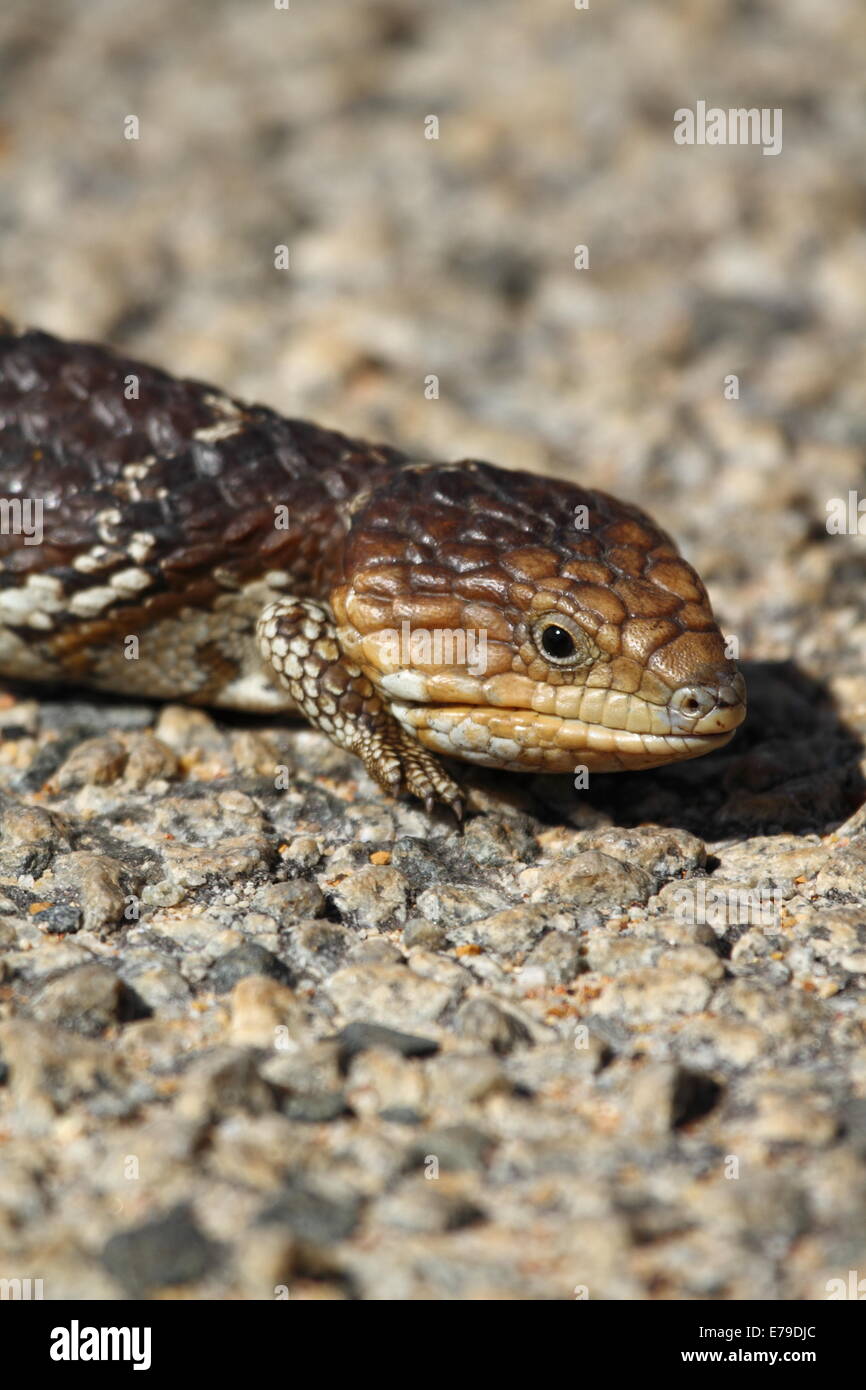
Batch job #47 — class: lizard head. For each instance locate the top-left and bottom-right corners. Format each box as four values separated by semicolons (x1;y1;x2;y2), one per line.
331;461;746;774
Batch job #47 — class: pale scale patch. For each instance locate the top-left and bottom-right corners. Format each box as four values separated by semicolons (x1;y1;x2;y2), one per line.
193;418;244;446
202;391;243;420
0;573;66;628
127;533;157;563
73;545;119;574
68;585;118;618
379;671;431;702
95;508;123;545
122;458;158;481
108;568;152;596
210;667;299;713
488;735;522;761
119;458;158;501
77;581;305;710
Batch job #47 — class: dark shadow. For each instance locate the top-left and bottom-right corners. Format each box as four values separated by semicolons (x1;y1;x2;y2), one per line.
468;659;866;840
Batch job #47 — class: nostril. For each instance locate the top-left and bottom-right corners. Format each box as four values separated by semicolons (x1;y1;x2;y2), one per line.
669;672;747;733
670;685;717;720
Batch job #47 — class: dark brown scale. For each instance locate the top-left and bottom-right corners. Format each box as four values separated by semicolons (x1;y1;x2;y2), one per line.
0;319;738;712
0;320;402;621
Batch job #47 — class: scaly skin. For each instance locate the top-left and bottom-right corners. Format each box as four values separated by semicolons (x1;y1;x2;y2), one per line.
0;321;746;814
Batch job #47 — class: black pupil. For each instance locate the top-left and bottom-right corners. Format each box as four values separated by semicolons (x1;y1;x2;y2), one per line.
542;625;575;659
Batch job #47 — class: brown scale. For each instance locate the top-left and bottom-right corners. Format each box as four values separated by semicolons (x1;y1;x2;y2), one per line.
0;319;746;812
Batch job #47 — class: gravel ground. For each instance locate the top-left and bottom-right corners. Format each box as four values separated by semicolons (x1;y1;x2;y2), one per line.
1;0;866;1300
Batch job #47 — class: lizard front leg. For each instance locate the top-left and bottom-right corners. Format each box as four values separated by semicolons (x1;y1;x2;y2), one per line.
256;598;464;817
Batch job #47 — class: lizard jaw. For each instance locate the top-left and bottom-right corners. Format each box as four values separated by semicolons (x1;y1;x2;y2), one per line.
387;697;739;774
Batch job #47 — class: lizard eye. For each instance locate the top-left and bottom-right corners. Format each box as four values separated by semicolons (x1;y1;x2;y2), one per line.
532;614;594;668
541;625;575;660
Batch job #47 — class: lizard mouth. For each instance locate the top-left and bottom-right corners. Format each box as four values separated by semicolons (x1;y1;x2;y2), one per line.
386;697;741;773
374;662;747;774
